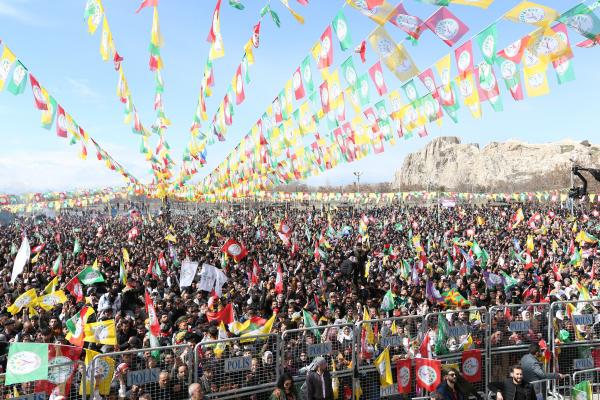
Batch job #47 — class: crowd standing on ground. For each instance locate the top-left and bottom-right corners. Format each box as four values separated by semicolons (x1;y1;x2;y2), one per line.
0;200;598;399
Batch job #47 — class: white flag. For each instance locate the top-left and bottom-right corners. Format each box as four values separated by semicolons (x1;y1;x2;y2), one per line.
213;268;228;297
11;236;30;284
179;259;199;288
198;263;217;292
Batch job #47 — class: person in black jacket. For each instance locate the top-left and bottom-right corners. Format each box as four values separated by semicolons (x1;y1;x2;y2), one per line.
435;369;466;400
305;356;334;400
489;365;536;400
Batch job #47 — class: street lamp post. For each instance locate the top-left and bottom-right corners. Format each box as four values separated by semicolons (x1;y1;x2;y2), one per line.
353;171;363;193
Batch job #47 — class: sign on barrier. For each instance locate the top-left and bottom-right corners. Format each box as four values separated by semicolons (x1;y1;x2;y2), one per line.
194;333;280;398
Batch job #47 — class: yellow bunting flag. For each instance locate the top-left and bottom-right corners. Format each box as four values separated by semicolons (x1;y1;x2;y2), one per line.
504;1;559;27
0;46;17;91
7;288;37;315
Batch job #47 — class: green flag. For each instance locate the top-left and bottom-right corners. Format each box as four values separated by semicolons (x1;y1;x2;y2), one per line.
228;0;245;10
341;56;357;87
471;241;483;259
573;380;592;400
401;260;411;279
73;238;81;256
554;59;576;85
332;10;352;51
6;342;49;385
501;271;518;291
475;23;498;65
446;254;454;273
380;290;395;311
301;56;314;93
434;314;449;355
10;242;18;255
355;74;370;106
77;266;105;285
7;61;28;95
302;309;321;341
558;3;600;40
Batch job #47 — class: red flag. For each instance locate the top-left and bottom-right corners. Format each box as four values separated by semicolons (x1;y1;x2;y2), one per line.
297;0;308;5
387;3;423;40
252;22;261;48
524;250;533;270
424;7;469;46
418;332;431;358
66;276;84;303
293;67;305;100
135;0;158;13
355;40;366;63
56;105;68;138
455;40;474;77
29;74;47;110
368;61;387;96
396;359;412;394
367;0;384;8
221;238;248;262
35;344;82;397
207;0;222;43
235;65;245;105
318;26;333;69
127;226;139;241
461;349;482;383
418;68;439;98
415;358;441;392
273;97;283;122
319;81;330;113
275;264;284;293
251;259;261;285
206;303;234;325
32;243;46;253
497;35;530;63
145;290;160;337
113;52;124;71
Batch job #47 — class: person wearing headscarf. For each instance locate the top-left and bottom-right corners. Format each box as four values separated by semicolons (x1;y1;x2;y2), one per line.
304;356;333;400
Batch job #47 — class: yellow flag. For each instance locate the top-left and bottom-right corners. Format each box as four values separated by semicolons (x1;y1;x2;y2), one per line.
244;40;254;65
362;307;375;344
44;276;59;294
368;27;419;82
7;288;37;315
524;63;550;97
374;347;393;385
121;248;130;263
99;17;112;61
164;233;177;243
150;7;162;47
299;102;316;134
80;349;115;395
0;46;17;91
504;1;559;27
209;35;225;60
86;0;104;34
348;0;395;25
526;235;535;251
84;319;117;345
452;0;494;8
279;0;304;24
38;290;68;311
476;216;485;226
241;314;276;342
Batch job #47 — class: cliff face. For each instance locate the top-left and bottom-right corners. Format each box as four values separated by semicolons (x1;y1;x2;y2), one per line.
393;137;600;192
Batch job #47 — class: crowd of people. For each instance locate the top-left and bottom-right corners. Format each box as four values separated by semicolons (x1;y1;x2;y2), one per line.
0;199;598;400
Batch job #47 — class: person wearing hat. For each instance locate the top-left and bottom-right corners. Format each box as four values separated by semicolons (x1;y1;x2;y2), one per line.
304;356;333;400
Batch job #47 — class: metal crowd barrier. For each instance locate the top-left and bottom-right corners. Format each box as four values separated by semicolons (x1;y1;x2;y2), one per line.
88;344;190;400
487;303;550;387
194;333;281;399
0;360;86;400
281;323;356;399
573;367;600;399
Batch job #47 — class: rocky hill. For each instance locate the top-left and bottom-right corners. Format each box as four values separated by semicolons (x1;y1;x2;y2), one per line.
393;137;600;193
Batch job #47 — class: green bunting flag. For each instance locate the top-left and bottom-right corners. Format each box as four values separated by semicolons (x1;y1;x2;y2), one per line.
554;59;576;85
434;314;449;355
6;342;49;385
476;23;498;65
341;56;357;87
7;61;28;95
558;4;600;40
77;266;105;285
301;56;314;93
302;309;321;341
573;380;592;400
332;10;352;51
228;0;245;10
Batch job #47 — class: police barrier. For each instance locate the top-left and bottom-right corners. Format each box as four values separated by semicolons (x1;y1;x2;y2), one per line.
281;324;356;400
549;298;600;394
355;315;424;400
0;360;86;400
487;303;550;386
425;308;488;397
194;333;281;399
573;367;600;399
89;344;191;400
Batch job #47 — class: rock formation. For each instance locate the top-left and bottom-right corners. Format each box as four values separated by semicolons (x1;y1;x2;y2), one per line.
393;137;600;193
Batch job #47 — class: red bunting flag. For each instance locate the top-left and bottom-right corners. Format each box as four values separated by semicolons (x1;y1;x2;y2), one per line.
56;105;68;138
206;303;234;324
29;74;47;110
418;68;439;98
235;65;245;104
319;81;330;113
252;22;261;48
415;358;441;392
368;61;387;96
355;40;366;63
221;238;248;262
113;52;124;71
207;0;222;43
318;26;333;69
145;290;160;337
461;349;482;383
396;359;412;394
66;276;84;303
424;7;469;46
293;67;305;100
387;3;423;40
497;35;530;63
455;40;474;77
136;0;158;13
367;0;384;8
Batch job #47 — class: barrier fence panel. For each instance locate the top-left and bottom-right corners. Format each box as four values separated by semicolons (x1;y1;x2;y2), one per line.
89;344;190;400
194;333;280;399
549;298;600;392
281;323;355;399
573;367;600;399
487;303;550;391
355;315;424;400
0;360;86;400
425;308;488;397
